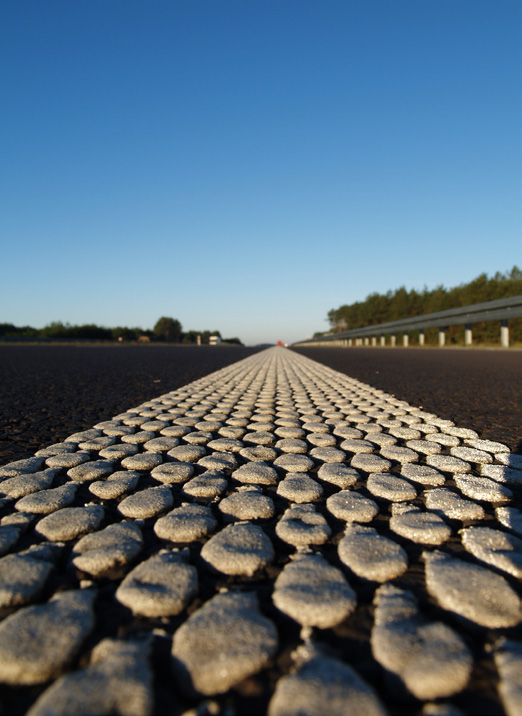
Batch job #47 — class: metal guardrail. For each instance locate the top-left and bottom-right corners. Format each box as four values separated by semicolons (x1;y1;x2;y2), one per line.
294;294;522;348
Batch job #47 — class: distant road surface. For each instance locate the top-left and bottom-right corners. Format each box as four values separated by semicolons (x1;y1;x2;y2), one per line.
1;344;520;466
0;344;261;466
292;346;522;453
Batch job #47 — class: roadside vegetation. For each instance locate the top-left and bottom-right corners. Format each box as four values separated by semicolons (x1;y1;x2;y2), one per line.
0;316;243;345
321;266;522;345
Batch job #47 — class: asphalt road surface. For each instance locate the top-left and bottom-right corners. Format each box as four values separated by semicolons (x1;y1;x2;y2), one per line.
0;345;261;466
1;344;521;468
292;346;522;454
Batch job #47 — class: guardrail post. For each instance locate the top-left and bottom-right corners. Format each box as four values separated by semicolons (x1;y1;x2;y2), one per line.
391;333;396;347
439;327;446;347
403;332;409;347
380;335;385;346
364;337;369;346
419;329;425;346
371;336;376;346
465;324;472;346
501;320;509;347
348;338;352;347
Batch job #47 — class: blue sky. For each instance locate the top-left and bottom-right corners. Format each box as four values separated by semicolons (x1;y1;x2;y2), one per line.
1;0;520;345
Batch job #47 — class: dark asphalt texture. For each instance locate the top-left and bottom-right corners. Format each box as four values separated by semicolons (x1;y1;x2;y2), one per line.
0;345;262;467
0;344;520;716
292;346;522;454
1;344;521;468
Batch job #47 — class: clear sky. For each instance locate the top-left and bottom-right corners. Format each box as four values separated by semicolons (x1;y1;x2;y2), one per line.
1;1;521;345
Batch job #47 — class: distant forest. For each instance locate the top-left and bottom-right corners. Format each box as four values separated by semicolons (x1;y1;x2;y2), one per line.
0;315;243;345
322;266;522;344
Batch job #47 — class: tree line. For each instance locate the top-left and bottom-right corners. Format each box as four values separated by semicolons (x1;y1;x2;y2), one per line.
322;266;522;345
0;316;243;345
